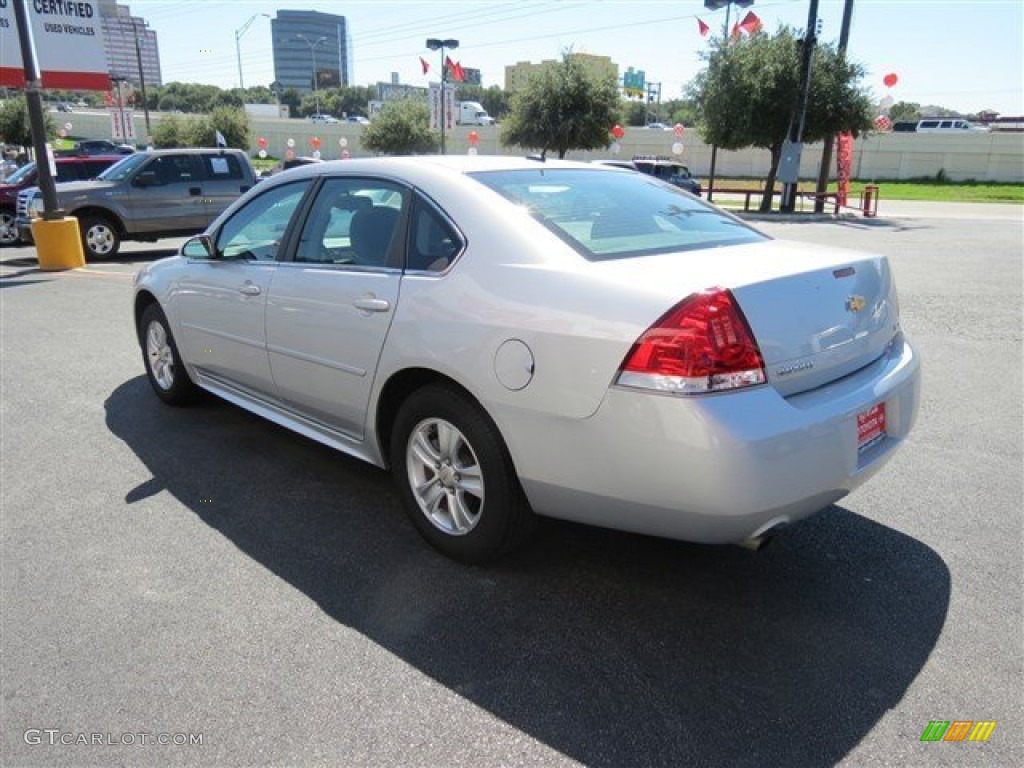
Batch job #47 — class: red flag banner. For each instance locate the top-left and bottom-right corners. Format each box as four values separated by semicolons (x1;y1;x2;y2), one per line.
836;132;854;206
419;56;430;75
739;11;762;35
731;21;741;38
697;18;710;37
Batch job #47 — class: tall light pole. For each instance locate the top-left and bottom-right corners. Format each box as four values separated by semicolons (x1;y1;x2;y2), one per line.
296;33;327;116
426;37;459;154
235;13;270;89
131;20;151;138
703;0;754;202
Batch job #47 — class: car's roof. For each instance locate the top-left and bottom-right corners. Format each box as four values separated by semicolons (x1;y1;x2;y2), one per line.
55;153;125;163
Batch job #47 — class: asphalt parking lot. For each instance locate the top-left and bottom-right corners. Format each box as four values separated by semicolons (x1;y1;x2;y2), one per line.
1;202;1021;767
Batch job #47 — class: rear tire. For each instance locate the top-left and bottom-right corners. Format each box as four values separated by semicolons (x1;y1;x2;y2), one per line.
390;385;535;564
139;303;198;406
80;214;120;260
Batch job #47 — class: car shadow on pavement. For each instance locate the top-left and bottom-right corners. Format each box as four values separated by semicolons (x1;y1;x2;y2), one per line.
105;377;949;768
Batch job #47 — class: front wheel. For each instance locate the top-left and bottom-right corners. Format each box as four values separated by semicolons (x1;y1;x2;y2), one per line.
80;214;120;260
390;385;535;563
139;303;198;405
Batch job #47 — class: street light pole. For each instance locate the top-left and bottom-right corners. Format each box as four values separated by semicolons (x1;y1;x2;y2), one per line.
703;0;753;202
235;13;270;89
131;20;151;138
296;33;327;116
426;37;459;154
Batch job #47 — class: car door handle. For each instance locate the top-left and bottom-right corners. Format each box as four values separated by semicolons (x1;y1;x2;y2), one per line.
352;296;391;313
238;284;261;296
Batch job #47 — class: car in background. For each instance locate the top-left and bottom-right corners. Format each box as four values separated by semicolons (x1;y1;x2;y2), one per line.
133;156;920;564
18;148;257;258
56;102;74;113
594;156;702;196
0;154;122;245
259;156;323;178
308;114;339;124
916;118;989;133
346;115;371;125
54;140;135;157
645;122;671;130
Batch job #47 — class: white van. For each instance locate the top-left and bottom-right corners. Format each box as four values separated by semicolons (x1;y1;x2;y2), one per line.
916;118;988;133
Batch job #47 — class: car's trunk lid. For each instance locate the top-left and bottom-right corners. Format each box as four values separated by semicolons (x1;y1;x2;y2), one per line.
595;240;900;398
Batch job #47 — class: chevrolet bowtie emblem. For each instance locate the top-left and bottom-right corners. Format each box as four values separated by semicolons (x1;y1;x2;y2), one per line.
846;295;866;313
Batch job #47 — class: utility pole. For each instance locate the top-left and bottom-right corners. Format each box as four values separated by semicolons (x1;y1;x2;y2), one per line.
814;0;854;212
780;0;820;213
132;21;151;138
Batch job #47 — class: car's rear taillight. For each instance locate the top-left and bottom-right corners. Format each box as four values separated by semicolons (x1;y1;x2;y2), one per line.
616;288;766;395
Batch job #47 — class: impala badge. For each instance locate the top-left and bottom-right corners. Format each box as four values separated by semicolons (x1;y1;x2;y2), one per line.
846;295;866;313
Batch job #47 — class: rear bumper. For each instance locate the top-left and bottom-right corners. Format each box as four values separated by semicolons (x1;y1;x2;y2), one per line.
509;336;921;544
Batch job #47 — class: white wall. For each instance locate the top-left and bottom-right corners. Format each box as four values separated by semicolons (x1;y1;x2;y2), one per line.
59;111;1024;183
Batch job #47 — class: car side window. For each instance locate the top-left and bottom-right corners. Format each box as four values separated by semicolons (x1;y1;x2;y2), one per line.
203;154;243;180
54;164;77;182
150;155;195;185
407;198;462;272
215;180;312;261
294;178;405;267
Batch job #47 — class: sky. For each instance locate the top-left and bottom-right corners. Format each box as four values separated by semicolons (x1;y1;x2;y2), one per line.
134;0;1024;115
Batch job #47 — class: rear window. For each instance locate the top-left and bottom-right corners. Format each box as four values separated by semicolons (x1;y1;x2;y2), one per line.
469;168;763;261
203;154;243;180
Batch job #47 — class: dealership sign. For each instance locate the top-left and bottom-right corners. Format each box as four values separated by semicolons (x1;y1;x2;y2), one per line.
0;0;110;90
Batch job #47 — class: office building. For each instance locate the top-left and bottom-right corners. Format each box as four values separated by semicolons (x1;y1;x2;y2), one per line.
505;53;617;92
98;0;162;87
272;10;352;91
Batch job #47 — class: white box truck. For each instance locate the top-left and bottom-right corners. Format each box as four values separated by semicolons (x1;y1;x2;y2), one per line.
456;101;494;126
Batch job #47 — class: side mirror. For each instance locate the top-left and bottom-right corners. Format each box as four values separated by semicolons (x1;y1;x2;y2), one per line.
181;234;216;260
134;170;159;187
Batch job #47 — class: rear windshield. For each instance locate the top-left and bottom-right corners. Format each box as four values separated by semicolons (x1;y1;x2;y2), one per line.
469;168;763;261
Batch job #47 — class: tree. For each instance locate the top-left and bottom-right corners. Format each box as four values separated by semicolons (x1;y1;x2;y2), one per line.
690;26;872;210
152;107;250;149
887;101;921;123
151;114;191;148
0;94;55;148
361;99;437;155
501;51;620;159
190;107;251;149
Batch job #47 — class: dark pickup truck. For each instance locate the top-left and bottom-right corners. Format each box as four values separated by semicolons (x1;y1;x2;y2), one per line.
17;148;257;259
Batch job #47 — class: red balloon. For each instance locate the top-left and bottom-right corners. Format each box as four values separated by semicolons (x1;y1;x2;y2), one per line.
468;130;479;146
673;123;684;137
611;124;624;139
883;73;898;88
311;136;321;149
257;136;267;148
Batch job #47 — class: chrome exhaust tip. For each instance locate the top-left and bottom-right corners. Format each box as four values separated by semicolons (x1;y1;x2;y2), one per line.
736;533;774;552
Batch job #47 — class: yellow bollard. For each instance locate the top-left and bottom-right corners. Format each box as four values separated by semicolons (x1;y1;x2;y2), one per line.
31;217;85;271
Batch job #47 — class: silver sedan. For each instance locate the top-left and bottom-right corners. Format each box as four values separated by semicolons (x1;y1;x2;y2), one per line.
133;156;920;563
